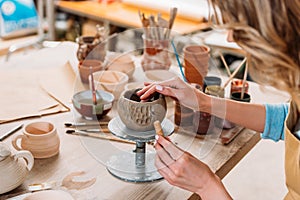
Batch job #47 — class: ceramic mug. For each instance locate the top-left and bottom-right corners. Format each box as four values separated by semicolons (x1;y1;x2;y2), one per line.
12;121;60;159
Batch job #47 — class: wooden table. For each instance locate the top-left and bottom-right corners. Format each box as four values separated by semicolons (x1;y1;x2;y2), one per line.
0;42;289;200
55;1;210;35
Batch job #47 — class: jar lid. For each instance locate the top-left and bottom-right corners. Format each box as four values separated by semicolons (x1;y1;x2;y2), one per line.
0;142;11;161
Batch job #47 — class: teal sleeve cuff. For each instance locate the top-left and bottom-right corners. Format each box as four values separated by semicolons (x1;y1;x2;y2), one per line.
261;103;289;142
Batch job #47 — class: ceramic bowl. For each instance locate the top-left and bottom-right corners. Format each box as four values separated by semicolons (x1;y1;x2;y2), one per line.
91;70;129;99
72;90;114;120
105;53;135;79
117;88;167;132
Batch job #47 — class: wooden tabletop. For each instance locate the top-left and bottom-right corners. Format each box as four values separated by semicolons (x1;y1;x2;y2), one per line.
55;1;210;35
0;42;289;199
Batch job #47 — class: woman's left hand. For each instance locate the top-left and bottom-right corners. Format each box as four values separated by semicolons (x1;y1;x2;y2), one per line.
154;135;232;199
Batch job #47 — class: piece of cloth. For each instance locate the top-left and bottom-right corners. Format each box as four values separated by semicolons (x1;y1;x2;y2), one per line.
284;101;300;199
261;103;289;141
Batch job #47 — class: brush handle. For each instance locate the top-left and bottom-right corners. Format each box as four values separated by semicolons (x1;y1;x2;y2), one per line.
69;130;134;144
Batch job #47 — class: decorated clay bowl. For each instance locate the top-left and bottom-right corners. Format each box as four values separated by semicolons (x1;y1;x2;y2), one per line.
117;88;167;132
72;90;114;120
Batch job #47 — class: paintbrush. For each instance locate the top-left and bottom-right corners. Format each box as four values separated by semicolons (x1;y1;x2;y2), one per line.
171;40;188;82
65;129;134;144
64;122;108;127
241;62;248;99
219;52;231;77
221;57;247;90
90;66;97;105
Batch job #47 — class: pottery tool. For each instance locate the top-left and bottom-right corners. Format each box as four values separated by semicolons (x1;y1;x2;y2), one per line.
165;7;177;38
90;66;97;105
153;120;164;136
171;40;188;82
241;62;248;99
65;129;134;144
218;52;231;77
68;128;110;133
221;57;247;90
64;122;108;127
0;123;23;141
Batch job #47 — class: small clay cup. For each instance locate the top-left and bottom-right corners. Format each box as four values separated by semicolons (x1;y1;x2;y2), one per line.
117;88;167;131
230;79;249;95
193;111;212;134
78;60;103;84
12;122;60;159
174;101;194;127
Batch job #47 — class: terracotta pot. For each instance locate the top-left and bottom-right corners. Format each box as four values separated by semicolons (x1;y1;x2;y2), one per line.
117;88;167;131
183;45;210;87
174;101;194;127
0;142;34;194
78;59;103;84
12;121;60;159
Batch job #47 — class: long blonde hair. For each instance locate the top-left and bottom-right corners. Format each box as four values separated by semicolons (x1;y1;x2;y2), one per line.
209;0;300;102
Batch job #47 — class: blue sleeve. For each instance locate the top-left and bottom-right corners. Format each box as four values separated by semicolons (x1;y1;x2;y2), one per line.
261;103;289;142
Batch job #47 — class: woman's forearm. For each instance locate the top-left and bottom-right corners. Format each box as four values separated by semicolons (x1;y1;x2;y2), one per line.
198;91;266;132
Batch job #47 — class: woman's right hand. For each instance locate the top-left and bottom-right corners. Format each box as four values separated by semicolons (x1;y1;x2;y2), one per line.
136;77;202;110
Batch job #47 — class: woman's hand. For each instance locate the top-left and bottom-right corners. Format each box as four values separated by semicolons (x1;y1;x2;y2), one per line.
136;77;202;110
155;135;232;200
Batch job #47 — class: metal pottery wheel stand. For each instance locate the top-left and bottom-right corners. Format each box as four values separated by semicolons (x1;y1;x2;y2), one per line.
107;117;173;183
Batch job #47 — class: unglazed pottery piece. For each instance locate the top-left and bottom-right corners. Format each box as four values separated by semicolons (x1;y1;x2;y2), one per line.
91;70;129;99
117;89;167;131
0;142;34;194
78;59;103;84
12;121;60;159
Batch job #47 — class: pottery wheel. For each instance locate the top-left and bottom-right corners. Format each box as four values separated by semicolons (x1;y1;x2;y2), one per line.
108;117;174;143
106;117;174;182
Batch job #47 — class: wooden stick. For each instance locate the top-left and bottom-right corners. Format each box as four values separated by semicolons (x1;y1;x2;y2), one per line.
241;62;248;99
153;120;164;136
219;52;231;77
221;57;247;90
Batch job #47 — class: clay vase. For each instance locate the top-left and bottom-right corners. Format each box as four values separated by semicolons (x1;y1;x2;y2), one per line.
12;121;60;159
0;142;34;194
183;45;210;87
141;36;171;71
76;35;106;62
117;88;167;132
78;59;103;84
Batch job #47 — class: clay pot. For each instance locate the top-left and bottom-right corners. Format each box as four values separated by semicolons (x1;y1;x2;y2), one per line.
183;45;210;87
174;101;194;127
117;89;167;131
12;121;60;159
78;60;103;84
0;142;34;194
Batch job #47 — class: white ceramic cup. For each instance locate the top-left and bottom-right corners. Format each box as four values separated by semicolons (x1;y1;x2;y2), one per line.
12;121;60;159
